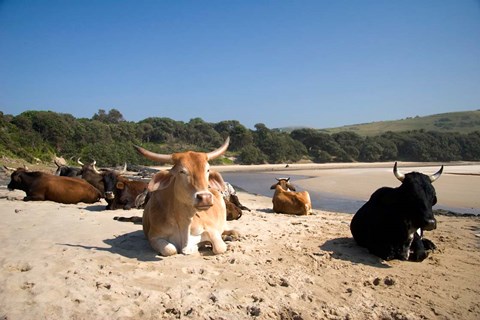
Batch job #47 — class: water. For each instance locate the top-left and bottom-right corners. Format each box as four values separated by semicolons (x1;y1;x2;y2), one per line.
221;172;478;215
221;172;366;214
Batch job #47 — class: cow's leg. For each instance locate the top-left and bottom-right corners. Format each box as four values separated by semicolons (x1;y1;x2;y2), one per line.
24;194;45;201
369;244;397;261
422;238;436;251
408;232;429;262
205;229;227;254
150;237;177;256
182;234;201;255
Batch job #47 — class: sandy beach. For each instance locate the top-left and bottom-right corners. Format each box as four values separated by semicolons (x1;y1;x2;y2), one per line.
0;163;479;319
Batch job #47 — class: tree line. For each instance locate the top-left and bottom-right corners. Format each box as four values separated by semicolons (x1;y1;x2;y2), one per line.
1;109;479;167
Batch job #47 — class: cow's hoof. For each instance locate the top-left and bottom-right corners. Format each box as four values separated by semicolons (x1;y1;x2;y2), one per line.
151;238;177;256
212;241;228;255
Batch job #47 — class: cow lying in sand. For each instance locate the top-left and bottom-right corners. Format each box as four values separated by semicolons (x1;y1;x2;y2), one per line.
134;137;239;256
350;162;443;262
270;177;313;215
6;167;101;204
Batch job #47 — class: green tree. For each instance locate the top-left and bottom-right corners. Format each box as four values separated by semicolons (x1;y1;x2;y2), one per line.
92;108;125;124
238;145;267;164
214;120;253;151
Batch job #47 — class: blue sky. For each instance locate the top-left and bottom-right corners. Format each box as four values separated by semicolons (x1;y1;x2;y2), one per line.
1;0;479;129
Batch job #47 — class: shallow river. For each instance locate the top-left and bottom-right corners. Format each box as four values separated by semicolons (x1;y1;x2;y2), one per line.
221;172;477;215
221;172;366;214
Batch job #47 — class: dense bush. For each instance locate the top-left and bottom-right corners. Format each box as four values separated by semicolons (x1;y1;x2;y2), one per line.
1;109;479;166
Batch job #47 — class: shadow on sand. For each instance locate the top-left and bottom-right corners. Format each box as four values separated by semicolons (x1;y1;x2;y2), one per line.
81;204;107;212
59;230;161;262
319;237;391;268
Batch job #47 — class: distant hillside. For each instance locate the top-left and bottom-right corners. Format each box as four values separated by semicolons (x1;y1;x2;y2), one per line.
323;110;480;136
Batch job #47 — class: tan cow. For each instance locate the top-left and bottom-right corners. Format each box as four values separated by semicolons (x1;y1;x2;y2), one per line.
134;138;238;256
270;177;313;215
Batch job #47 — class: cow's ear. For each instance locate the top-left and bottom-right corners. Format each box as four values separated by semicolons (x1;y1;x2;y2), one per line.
116;181;125;190
288;184;297;191
208;170;226;191
432;196;437;206
148;171;174;192
270;184;277;190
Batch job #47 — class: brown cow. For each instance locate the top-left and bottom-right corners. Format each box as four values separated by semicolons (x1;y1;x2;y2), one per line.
107;176;149;210
7;168;102;204
270;177;313;215
134;137;239;256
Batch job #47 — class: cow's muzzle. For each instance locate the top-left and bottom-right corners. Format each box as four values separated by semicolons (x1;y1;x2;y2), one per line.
195;191;213;210
423;219;437;231
105;191;115;200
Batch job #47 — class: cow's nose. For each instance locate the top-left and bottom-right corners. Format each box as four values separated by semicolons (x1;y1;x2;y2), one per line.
195;192;213;209
424;219;436;231
105;191;115;200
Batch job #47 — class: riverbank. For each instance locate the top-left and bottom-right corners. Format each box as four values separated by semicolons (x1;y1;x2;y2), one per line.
215;162;480;215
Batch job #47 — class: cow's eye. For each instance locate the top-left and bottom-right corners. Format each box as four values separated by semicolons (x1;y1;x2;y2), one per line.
180;169;188;175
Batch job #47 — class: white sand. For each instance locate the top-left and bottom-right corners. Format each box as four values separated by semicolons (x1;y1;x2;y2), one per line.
1;176;479;319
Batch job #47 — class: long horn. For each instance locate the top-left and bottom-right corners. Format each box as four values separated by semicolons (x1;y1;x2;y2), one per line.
134;145;173;164
54;159;62;168
429;165;444;182
120;162;127;174
92;160;101;174
77;158;84;166
393;162;405;182
207;137;230;161
3;165;16;173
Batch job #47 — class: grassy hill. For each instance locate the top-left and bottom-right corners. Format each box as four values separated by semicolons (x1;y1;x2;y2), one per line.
323;110;480;136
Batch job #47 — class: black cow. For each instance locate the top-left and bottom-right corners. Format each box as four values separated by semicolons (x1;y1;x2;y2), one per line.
80;160;109;196
350;162;443;262
54;159;82;177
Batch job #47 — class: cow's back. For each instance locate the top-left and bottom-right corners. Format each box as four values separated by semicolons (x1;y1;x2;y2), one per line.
273;187;312;215
43;176;102;204
350;187;399;246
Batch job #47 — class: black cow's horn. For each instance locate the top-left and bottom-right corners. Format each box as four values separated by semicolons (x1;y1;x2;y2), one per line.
92;160;101;174
393;162;405;182
3;165;16;173
429;166;444;182
119;162;127;174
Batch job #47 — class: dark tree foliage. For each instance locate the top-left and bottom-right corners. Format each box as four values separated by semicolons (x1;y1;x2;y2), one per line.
253;124;307;163
1;109;479;166
92;108;125;124
214;120;253;152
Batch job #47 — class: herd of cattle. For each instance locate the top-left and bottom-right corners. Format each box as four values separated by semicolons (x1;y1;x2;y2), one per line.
3;137;444;262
